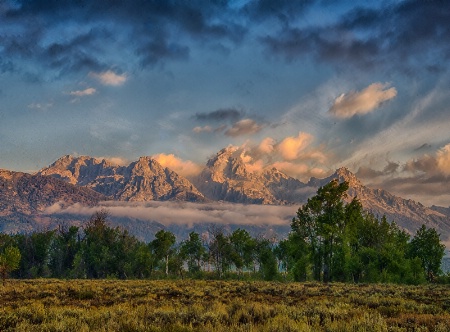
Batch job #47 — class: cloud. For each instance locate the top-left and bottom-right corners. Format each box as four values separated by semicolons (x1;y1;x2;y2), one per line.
27;102;53;111
224;119;263;137
436;144;450;176
194;108;243;122
230;133;329;180
355;144;450;207
270;161;327;180
151;153;202;178
261;1;450;74
258;137;275;154
192;125;213;133
356;161;399;181
329;83;397;118
70;87;96;96
277;132;313;160
90;70;127;86
137;34;190;67
44;201;296;227
402;143;450;178
97;156;129;166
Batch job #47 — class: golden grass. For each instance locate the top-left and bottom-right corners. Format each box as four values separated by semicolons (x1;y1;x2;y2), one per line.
1;280;449;331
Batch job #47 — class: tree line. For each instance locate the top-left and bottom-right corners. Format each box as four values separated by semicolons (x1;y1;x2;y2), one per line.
0;180;447;284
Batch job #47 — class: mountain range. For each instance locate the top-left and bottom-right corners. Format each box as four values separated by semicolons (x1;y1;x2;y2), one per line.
1;147;450;244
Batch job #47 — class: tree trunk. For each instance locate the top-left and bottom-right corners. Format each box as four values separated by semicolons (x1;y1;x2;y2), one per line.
165;255;169;276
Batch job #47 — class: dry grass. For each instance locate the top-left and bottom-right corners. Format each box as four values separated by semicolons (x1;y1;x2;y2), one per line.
1;280;449;331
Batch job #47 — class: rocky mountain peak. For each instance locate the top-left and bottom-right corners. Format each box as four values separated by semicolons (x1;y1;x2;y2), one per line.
39;155;116;186
38;155;205;203
334;167;363;187
204;146;249;182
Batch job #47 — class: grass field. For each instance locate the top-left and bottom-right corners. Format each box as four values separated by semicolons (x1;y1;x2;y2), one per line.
1;279;449;331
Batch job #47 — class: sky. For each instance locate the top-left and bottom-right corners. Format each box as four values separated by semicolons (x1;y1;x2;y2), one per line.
1;0;450;207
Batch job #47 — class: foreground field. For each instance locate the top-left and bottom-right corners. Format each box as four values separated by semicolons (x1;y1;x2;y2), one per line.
0;280;449;331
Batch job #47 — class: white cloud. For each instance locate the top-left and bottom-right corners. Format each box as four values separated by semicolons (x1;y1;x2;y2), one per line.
70;87;96;96
152;153;202;178
329;82;397;118
44;201;296;227
90;70;127;86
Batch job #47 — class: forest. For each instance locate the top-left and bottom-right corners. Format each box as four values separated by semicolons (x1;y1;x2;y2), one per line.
0;180;447;284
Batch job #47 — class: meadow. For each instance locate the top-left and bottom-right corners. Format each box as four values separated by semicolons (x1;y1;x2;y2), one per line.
0;279;449;331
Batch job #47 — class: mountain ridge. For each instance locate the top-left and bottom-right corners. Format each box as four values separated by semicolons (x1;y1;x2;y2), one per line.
38;155;206;202
1;149;450;244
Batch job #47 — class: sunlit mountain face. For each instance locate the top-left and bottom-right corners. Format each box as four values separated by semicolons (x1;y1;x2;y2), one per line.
1;1;450;209
1;149;449;247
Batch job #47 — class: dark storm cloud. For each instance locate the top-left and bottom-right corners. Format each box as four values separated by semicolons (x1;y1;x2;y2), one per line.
194;108;244;122
242;0;315;24
136;34;190;67
261;1;450;73
0;0;246;76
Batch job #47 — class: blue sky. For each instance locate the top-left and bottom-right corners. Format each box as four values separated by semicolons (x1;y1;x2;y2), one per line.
1;0;450;206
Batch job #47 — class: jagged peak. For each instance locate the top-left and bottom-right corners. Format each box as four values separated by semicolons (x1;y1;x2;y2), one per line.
333;167;362;187
206;146;241;167
262;166;288;178
48;154;105;167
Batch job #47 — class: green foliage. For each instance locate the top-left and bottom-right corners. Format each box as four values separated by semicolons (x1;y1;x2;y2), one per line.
0;191;446;284
408;224;446;281
0;246;21;284
289;179;444;284
179;231;206;274
207;226;233;278
150;229;176;276
229;228;256;275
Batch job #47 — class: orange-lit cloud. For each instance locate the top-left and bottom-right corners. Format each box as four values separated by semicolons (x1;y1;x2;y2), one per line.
258;137;275;154
436;144;450;176
90;70;127;86
271;161;328;180
276;132;313;160
99;156;129;166
152;153;202;178
329;82;397;118
233;132;328;180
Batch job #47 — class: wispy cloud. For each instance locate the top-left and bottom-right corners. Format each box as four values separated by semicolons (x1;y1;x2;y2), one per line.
90;70;127;86
27;102;53;111
44;201;297;227
70;87;96;96
329;83;397;118
224;119;263;137
193;125;213;133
